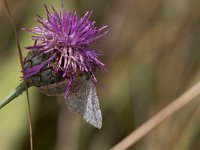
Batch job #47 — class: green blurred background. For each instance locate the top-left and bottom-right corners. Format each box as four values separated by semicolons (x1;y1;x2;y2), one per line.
1;0;200;150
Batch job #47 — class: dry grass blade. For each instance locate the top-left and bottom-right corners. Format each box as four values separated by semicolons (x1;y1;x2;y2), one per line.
3;0;33;150
111;80;200;150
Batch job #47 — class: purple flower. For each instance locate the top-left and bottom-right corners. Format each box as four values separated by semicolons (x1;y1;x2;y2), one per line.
23;3;108;96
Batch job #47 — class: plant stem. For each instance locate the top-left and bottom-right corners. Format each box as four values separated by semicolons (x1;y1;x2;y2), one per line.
0;82;26;109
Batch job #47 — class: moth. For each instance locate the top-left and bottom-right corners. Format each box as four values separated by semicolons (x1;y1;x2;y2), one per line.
0;74;102;129
40;76;102;129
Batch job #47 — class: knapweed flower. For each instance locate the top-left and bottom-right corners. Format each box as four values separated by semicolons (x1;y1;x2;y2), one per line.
23;4;108;96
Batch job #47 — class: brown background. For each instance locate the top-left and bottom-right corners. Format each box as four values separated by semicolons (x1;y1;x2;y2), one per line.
1;0;200;150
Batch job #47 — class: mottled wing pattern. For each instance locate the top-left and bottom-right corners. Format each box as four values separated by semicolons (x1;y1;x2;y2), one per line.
65;79;102;129
40;79;68;96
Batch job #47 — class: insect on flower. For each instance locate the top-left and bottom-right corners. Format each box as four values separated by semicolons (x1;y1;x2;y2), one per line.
0;3;108;129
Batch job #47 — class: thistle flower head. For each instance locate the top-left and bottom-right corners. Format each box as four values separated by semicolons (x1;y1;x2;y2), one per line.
23;3;108;95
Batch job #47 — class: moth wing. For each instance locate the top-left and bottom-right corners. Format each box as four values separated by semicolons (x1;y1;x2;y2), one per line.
65;79;102;129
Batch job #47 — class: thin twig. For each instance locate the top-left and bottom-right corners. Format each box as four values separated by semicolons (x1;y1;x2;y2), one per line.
111;80;200;150
3;1;33;150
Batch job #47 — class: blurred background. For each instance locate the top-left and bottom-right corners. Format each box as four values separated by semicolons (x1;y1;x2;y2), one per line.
1;0;200;150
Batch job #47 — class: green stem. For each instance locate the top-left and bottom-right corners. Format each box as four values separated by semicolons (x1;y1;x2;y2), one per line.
0;81;26;109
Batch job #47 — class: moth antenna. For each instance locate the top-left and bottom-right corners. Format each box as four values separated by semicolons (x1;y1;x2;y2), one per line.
2;1;33;150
